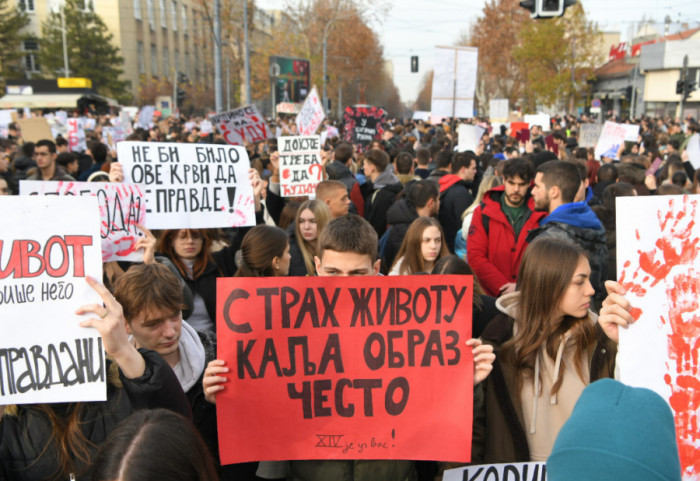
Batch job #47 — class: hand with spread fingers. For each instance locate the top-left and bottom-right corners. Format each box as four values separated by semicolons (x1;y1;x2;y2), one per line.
467;338;495;385
598;280;636;344
203;359;229;404
134;224;157;264
76;276;145;378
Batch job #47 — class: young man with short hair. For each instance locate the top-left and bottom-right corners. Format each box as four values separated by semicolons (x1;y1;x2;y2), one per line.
467;158;546;296
362;149;403;237
438;151;478;252
316;179;351;219
26;139;75;181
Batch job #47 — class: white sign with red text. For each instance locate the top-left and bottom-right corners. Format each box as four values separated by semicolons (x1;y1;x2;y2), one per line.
296;86;325;136
279;135;323;197
210;105;273;145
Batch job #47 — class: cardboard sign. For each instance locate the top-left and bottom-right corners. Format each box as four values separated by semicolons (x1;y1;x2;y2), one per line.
278;135;323;197
17;117;54;143
578;124;603;148
20;181;147;263
616;195;700;480
343;106;386;152
431;45;478;118
210;105;273;145
216;275;474;464
67;118;87;152
296;86;325;136
444;462;547;481
457;124;485;152
116;141;255;229
0;196;105;404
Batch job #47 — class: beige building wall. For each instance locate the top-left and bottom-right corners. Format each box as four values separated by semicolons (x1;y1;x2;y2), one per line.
644;69;699;103
19;0;214;102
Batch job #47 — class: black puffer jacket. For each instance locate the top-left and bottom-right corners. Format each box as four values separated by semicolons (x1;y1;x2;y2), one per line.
384;198;418;269
0;349;191;481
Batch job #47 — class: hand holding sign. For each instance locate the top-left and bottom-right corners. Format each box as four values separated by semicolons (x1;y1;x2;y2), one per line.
109;162;124;183
77;276;146;379
134;224;157;264
599;280;636;344
468;339;495;385
203;359;229;404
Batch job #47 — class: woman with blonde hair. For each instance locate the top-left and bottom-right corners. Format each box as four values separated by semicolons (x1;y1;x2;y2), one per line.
472;237;618;463
287;199;332;276
389;216;449;275
456;174;502;259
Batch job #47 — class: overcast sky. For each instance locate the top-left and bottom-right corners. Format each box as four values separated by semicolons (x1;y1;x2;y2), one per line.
256;0;700;104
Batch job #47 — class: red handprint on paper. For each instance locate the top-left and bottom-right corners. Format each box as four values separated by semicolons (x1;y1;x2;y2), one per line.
619;196;700;478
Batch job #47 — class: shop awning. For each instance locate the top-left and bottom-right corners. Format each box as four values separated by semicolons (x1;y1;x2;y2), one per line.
0;93;118;109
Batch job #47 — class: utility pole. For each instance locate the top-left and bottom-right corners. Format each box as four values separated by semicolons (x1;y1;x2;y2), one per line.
60;2;70;77
173;69;178;113
322;12;355;115
679;54;688;121
243;0;252;105
214;0;223;112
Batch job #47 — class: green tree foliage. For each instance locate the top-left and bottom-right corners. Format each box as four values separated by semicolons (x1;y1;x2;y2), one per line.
0;0;30;79
513;2;601;110
38;0;131;103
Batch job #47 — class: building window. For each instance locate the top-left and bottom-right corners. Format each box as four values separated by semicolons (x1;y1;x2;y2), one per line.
151;44;158;76
159;0;166;28
174;49;180;71
19;0;35;12
181;5;187;33
23;40;39;72
171;0;177;31
163;47;170;76
185;52;190;76
137;42;145;74
133;0;141;20
147;0;154;30
78;0;93;11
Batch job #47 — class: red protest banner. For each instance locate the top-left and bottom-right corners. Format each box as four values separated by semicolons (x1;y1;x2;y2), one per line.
216;275;473;465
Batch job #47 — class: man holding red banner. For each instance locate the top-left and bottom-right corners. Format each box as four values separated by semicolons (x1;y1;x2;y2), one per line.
204;215;495;481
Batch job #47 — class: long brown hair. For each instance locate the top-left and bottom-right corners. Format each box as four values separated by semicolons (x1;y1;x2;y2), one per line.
235;225;288;277
502;237;597;397
295;199;332;275
391;217;449;275
158;229;214;279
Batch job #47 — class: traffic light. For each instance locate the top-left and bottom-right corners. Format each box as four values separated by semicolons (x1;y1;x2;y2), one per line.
178;73;189;84
177;88;186;104
677;80;685;95
411;56;419;73
684;80;697;101
521;0;576;18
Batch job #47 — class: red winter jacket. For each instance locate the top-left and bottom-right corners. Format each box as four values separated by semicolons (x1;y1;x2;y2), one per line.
466;186;545;296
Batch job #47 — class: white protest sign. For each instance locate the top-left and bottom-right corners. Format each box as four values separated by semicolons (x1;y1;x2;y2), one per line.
200;120;213;134
458;124;485;152
0;110;13;138
296;86;325;136
616;195;700;480
210;105;273;145
685;133;700;169
120;110;133;134
0;195;105;404
184;121;196;132
84;118;97;130
137;106;155;129
20;181;147;263
278;135;323;197
578;124;603;148
412;111;430;122
67;118;87;152
489;99;509;121
444;462;546;481
431;45;478;118
524;114;551;132
621;123;640;142
594;121;626;160
117;141;255;229
102;126;126;150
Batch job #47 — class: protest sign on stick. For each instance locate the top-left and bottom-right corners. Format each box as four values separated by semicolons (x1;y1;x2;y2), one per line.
278;135;323;197
216;275;474;464
431;45;478;119
0;196;105;404
210;105;273;145
17;117;53;143
117;141;255;229
594;121;627;160
20;180;147;262
67;118;87;152
616;195;700;480
443;462;546;481
296;86;325;136
457;124;485;152
686;133;700;170
343;106;386;153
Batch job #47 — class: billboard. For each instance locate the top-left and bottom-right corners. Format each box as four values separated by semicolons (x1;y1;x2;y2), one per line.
270;56;310;106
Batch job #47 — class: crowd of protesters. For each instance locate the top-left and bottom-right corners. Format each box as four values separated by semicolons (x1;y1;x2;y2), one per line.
0;107;692;481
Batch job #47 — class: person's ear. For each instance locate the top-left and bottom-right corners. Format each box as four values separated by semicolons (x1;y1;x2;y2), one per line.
314;256;322;275
272;256;281;271
550;185;561;200
125;322;133;335
372;259;381;275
